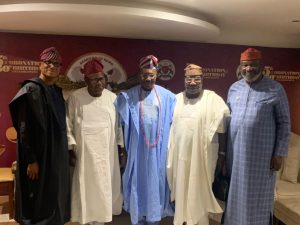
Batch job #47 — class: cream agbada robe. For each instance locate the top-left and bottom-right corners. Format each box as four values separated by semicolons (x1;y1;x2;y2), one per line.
167;90;229;225
66;87;123;224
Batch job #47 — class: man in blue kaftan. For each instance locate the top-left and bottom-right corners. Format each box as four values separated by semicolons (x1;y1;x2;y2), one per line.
115;55;175;225
224;48;290;225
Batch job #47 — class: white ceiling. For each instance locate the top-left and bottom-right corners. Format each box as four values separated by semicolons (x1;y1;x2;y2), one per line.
0;0;300;48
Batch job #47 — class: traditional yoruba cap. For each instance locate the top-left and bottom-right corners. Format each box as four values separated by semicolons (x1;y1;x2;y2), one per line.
184;63;203;76
240;48;262;61
139;55;158;70
81;59;104;77
40;47;62;63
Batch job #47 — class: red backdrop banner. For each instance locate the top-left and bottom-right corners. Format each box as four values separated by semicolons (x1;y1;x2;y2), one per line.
0;32;299;167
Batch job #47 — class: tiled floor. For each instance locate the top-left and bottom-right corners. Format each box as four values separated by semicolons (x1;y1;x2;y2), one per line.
0;195;221;225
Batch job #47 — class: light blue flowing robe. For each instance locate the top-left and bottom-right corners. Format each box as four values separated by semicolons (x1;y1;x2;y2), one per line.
115;85;175;224
225;76;290;225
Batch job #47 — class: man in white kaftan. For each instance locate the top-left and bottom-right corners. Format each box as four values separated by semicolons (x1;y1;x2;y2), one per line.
67;59;123;225
167;64;229;225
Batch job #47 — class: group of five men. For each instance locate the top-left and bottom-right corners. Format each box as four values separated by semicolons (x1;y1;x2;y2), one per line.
9;46;290;225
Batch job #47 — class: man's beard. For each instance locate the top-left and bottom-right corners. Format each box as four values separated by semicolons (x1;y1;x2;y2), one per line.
242;71;262;83
141;79;155;90
185;84;202;95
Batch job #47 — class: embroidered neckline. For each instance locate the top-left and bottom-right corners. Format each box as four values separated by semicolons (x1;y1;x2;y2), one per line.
139;87;162;148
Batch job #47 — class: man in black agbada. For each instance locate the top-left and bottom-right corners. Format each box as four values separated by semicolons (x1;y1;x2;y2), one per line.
9;47;70;225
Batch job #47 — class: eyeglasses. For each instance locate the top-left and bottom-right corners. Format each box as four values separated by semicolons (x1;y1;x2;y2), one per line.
88;77;105;84
140;73;156;80
43;61;62;67
185;76;202;83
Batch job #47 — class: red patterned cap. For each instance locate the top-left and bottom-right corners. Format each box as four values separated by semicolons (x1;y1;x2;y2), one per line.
240;48;262;61
139;55;158;70
40;47;62;63
81;59;104;77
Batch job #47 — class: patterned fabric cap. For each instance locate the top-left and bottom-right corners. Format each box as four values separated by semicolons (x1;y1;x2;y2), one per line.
184;63;203;76
81;59;104;77
139;55;158;70
40;47;62;63
240;48;262;61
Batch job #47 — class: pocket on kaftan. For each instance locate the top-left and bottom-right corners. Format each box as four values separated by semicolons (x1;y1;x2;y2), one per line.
174;118;194;161
255;100;273;119
83;123;109;158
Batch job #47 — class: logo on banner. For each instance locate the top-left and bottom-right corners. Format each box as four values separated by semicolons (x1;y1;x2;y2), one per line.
6;127;17;143
65;52;127;91
0;55;39;73
264;66;300;82
157;59;175;81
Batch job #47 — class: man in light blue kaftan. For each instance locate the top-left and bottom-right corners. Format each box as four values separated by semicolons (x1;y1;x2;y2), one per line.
224;48;290;225
115;55;175;225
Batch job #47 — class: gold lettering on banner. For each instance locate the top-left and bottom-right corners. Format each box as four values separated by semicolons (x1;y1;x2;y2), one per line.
0;55;11;72
264;66;300;82
203;68;228;79
0;54;39;74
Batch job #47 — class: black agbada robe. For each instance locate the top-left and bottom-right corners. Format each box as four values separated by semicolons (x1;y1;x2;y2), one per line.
9;77;70;225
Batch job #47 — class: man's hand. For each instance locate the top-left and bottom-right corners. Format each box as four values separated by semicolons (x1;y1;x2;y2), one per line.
27;162;39;180
119;147;127;169
69;150;77;167
270;155;283;171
